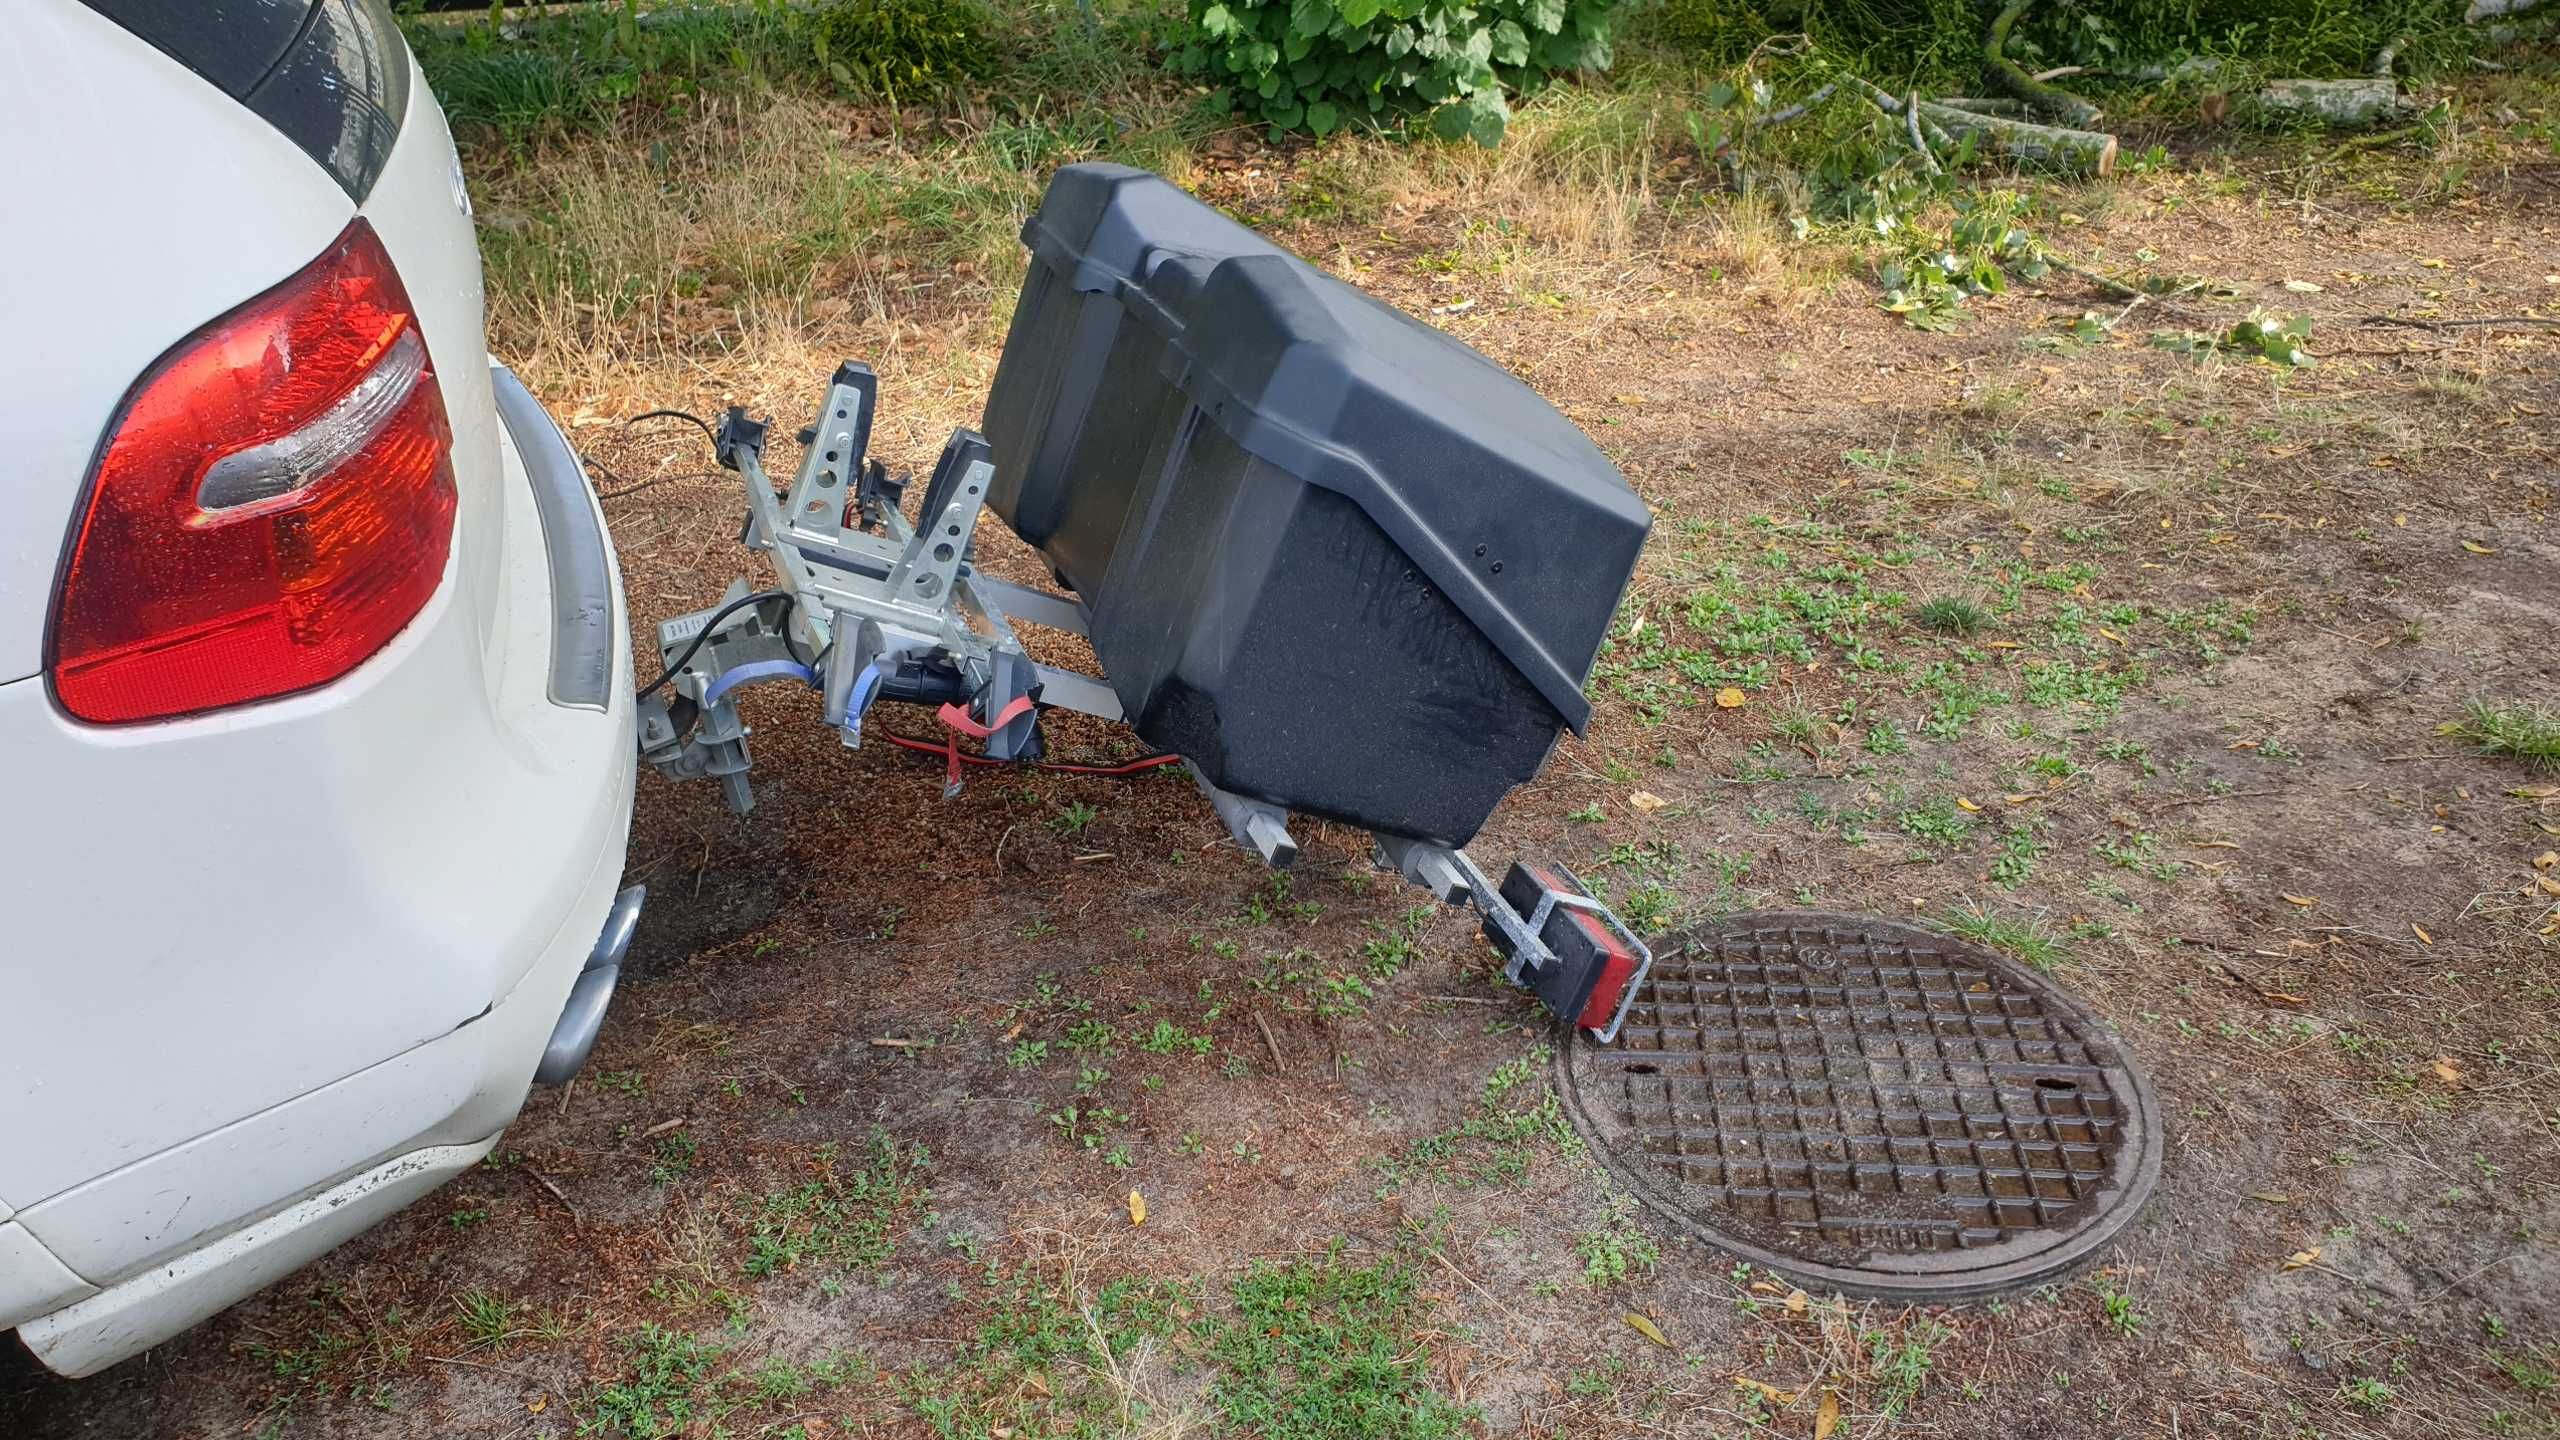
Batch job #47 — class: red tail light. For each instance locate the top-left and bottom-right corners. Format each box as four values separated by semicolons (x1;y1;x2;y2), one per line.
49;219;457;724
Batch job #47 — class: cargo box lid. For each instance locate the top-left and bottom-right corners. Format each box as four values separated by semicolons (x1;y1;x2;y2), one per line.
1019;164;1649;732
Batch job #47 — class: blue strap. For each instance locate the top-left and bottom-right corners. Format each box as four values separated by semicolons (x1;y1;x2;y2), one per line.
701;659;813;709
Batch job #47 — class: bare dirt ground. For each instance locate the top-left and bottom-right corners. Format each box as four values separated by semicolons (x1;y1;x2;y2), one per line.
8;116;2559;1440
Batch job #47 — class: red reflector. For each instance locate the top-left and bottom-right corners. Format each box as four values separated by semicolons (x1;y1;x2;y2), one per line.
49;220;456;723
1569;912;1637;1033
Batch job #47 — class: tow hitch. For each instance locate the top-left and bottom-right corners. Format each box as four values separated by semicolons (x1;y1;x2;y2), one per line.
635;163;1656;1040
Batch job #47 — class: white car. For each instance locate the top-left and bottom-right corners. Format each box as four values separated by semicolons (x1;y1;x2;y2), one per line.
0;0;640;1376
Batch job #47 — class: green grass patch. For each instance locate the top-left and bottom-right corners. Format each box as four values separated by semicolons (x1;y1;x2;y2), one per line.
1376;1051;1581;1193
580;1326;872;1438
742;1130;929;1279
584;1324;724;1439
1898;793;1977;848
902;1267;1201;1437
1939;902;2071;972
2448;700;2560;774
1211;1248;1474;1439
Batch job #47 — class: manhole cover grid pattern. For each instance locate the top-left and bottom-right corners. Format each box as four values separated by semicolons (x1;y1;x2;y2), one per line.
1600;921;2125;1256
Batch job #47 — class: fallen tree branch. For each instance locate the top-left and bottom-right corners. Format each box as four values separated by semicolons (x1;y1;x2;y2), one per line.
2256;77;2403;129
1988;0;2104;127
2361;314;2560;331
2323;124;2426;158
2110;277;2210;329
1905;91;1943;175
1934;104;2119;176
1844;76;1953;147
1749;81;1838;132
523;1167;580;1226
1934;96;2031;117
1848;81;2117;176
2049;257;2145;301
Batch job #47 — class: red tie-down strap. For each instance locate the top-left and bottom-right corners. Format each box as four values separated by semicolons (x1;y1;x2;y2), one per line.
929;694;1038;795
936;694;1036;739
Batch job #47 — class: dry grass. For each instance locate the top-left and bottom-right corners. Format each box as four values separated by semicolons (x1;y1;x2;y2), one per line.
464;68;1863;421
475;98;1072;409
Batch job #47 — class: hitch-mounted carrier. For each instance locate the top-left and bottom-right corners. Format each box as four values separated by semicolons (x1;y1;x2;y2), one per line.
638;164;1656;1039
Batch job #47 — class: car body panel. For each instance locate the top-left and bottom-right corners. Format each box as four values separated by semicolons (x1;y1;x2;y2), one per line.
0;1224;95;1332
13;749;628;1286
20;1138;501;1377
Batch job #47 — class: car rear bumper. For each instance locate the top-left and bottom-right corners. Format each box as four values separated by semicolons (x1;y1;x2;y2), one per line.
19;1138;504;1377
4;367;637;1375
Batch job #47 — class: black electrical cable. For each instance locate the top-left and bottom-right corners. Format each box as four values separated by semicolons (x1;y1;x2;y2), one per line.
638;589;795;702
626;408;719;454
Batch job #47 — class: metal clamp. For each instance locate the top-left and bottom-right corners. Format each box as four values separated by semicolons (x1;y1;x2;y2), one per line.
640;362;1126;813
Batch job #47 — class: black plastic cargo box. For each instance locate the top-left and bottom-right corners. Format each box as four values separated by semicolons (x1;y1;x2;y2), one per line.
982;164;1649;847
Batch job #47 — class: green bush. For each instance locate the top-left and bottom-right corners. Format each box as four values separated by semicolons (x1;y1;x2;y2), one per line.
1178;0;1624;146
811;0;997;101
404;0;1000;143
406;4;819;142
1644;0;2475;86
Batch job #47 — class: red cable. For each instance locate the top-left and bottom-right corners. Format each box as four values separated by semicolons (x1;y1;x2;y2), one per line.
876;730;1182;778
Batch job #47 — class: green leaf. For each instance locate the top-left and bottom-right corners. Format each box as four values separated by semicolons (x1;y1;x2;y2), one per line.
1185;0;1599;134
1464;85;1509;147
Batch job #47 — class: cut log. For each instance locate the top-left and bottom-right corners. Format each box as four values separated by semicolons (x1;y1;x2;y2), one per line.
1921;100;2118;177
1987;0;2104;127
2255;77;2403;128
1934;96;2032;117
1848;82;2118;178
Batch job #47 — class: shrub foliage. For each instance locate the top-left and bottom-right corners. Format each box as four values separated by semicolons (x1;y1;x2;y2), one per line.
811;0;995;101
1179;0;1623;145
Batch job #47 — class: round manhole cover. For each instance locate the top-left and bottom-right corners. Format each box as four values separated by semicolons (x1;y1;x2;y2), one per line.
1557;911;2162;1299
